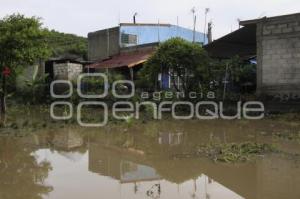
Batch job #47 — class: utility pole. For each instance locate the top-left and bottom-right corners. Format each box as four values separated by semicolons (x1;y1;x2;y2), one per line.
207;21;212;43
106;29;110;57
176;16;179;36
191;7;196;43
157;19;160;42
203;8;210;44
223;63;229;101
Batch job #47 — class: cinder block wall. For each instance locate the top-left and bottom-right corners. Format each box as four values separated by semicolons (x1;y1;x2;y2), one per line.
67;63;83;80
88;27;120;61
256;14;300;99
53;62;83;80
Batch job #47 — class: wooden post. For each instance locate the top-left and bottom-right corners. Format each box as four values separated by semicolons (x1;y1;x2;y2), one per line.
0;73;6;124
223;63;229;101
130;67;134;81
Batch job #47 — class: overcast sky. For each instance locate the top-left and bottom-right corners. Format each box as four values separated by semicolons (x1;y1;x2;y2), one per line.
1;0;299;39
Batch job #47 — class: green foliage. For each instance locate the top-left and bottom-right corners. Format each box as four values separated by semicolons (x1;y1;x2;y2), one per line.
0;13;51;112
198;142;277;163
44;29;87;59
4;66;23;93
67;72;128;106
78;72;124;98
273;132;300;143
138;38;210;92
22;74;49;104
215;57;256;84
0;13;50;69
210;56;256;95
121;114;135;127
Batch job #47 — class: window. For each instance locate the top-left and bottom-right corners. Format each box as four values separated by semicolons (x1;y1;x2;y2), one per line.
121;33;137;45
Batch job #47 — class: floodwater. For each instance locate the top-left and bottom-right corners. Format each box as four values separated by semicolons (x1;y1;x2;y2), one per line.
0;117;300;199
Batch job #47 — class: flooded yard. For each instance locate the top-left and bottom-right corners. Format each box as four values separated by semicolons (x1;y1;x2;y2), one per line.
0;107;300;199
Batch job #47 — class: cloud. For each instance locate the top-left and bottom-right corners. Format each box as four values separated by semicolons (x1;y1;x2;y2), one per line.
1;0;299;39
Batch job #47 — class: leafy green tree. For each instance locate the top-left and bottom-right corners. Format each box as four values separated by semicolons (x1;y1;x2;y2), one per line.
44;29;87;59
138;38;210;93
210;56;257;98
0;14;50;118
23;74;49;104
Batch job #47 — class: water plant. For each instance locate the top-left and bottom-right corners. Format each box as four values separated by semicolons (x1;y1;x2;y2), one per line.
197;142;278;163
121;114;134;127
273;132;300;143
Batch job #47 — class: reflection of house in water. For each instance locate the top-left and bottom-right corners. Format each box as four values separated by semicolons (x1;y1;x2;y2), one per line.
121;160;160;183
88;136;300;199
16;120;300;199
158;132;184;145
88;142;244;199
50;129;86;162
22;129;86;162
88;143;160;183
20;128;84;151
189;174;244;199
52;130;83;150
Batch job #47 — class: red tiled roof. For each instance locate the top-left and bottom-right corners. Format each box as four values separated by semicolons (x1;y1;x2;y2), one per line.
88;49;154;69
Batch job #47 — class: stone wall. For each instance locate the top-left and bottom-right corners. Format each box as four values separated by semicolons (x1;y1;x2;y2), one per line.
53;62;83;80
256;14;300;99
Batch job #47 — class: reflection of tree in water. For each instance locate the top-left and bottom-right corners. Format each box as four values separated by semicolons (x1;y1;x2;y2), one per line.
0;138;53;199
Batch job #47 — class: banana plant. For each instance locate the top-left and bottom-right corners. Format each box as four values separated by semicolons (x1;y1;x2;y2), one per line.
25;74;48;104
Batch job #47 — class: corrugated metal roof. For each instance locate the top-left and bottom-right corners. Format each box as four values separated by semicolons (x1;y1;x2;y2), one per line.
240;12;300;26
87;49;154;69
120;23;171;27
204;25;256;59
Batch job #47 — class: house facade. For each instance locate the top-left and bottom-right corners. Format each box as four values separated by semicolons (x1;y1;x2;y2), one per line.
88;23;207;62
87;23;207;90
205;13;300;100
248;13;300;99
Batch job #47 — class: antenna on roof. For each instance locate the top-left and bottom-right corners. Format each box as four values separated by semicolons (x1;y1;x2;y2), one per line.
237;18;241;29
191;7;196;43
207;21;213;44
133;12;138;24
258;12;267;18
203;8;210;44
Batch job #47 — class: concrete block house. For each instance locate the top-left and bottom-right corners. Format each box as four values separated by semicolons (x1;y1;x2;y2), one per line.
87;23;207;89
249;13;300;99
205;13;300;100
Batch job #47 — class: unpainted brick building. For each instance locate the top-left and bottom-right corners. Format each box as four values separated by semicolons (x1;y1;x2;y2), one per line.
205;13;300;100
242;13;300;98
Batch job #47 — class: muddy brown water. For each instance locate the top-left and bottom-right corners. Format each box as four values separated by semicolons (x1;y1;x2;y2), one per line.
0;118;300;199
